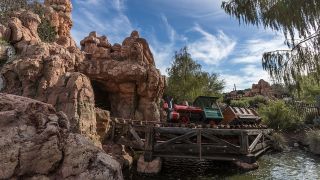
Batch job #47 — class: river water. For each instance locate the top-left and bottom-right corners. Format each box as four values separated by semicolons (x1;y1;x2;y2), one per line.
125;149;320;180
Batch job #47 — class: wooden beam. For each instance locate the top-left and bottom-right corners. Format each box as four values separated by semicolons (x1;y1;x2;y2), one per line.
154;131;197;150
201;131;240;153
129;125;144;149
240;132;249;154
249;133;263;152
160;133;193;144
117;137;144;150
154;144;238;154
144;126;154;162
197;129;202;160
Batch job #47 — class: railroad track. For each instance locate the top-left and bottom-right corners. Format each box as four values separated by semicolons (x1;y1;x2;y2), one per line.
110;117;268;129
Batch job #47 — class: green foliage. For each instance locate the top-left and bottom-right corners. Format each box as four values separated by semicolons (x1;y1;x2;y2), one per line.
307;130;320;148
271;133;287;151
0;0;28;24
38;19;57;42
304;112;319;125
230;99;249;108
166;47;225;103
292;76;320;103
0;38;9;45
258;100;303;131
0;0;57;43
229;95;268;108
221;0;320;92
248;95;268;107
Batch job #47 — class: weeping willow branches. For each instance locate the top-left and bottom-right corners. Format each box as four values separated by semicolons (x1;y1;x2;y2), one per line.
222;0;320;90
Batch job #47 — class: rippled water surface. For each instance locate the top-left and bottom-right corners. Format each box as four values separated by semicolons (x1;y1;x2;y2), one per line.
125;149;320;180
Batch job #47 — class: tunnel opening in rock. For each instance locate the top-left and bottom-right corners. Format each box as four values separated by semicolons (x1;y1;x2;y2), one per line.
91;80;111;111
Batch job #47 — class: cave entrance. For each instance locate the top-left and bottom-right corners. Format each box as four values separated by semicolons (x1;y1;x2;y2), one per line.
91;80;111;111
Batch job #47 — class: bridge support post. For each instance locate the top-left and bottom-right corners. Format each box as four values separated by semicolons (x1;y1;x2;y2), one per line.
144;125;154;162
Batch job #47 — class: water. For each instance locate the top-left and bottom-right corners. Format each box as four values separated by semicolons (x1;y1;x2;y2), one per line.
125;149;320;180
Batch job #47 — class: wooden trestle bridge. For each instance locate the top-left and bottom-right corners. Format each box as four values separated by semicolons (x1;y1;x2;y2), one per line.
109;117;274;164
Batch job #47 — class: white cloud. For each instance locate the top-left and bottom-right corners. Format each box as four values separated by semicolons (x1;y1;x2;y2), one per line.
188;24;236;65
71;0;133;45
149;15;182;76
232;34;287;64
221;64;271;92
150;0;224;19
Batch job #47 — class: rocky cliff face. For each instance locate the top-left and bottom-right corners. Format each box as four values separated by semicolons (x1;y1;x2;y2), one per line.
79;31;165;121
0;93;122;179
0;0;165;176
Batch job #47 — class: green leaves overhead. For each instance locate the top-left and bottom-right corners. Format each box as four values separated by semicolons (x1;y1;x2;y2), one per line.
222;0;320;90
166;47;225;103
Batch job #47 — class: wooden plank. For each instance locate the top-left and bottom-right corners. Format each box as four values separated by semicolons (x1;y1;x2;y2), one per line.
154;131;197;150
153;154;240;161
154;144;239;154
249;133;263;152
144;126;154;162
129;125;144;149
110;121;116;141
117;137;144;150
154;127;273;136
240;132;249;154
251;141;272;152
160;133;193;144
201;131;240;153
197;129;202;160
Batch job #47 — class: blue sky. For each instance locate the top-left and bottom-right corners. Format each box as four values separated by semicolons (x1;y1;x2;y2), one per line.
71;0;287;92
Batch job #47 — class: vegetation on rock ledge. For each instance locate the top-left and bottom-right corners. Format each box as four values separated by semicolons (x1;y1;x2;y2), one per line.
0;0;57;42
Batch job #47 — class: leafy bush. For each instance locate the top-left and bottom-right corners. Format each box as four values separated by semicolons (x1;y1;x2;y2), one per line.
248;95;268;107
304;112;319;125
271;133;287;151
0;39;9;45
230;99;249;108
37;19;57;42
258;100;303;131
307;130;320;154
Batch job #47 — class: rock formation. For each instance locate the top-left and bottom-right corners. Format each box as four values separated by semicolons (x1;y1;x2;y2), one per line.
0;93;123;179
244;79;274;97
0;1;101;145
80;31;165;121
0;0;165;175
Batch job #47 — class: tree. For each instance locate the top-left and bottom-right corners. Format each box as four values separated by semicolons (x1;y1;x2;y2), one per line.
165;47;225;103
222;0;320;91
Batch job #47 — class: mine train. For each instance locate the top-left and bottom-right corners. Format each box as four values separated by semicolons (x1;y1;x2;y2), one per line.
164;96;261;125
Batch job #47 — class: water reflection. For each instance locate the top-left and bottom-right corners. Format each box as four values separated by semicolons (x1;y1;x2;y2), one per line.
126;149;320;180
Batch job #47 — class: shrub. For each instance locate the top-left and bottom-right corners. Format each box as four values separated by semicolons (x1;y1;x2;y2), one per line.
304;112;319;125
307;130;320;154
230;99;249;108
258;100;303;131
0;39;9;45
37;19;57;42
248;95;268;107
271;133;287;151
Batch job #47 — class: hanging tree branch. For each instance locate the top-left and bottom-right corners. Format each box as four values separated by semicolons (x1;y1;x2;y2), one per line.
222;0;320;91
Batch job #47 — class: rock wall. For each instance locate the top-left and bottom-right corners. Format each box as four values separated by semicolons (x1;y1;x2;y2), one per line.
0;93;123;179
0;1;102;145
0;0;165;173
80;31;165;121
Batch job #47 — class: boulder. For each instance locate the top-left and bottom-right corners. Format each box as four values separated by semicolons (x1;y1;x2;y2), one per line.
0;93;123;180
